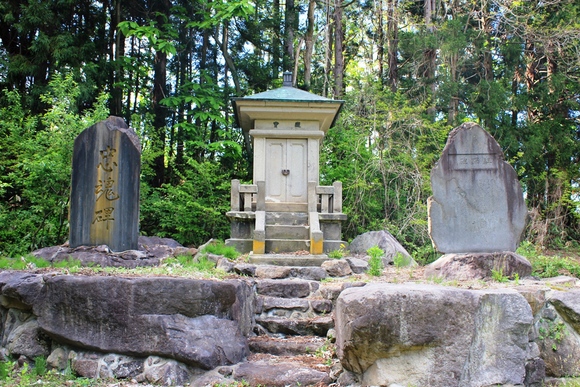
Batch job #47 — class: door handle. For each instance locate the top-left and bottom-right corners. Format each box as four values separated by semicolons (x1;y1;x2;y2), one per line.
282;169;290;176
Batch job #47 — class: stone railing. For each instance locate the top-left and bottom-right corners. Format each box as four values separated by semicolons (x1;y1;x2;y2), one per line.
311;182;343;214
230;180;265;212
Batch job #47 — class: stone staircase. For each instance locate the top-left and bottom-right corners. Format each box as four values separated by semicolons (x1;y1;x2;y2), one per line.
264;212;310;253
211;259;367;386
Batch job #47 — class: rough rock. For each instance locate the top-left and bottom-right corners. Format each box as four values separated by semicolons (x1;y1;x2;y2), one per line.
47;347;69;370
216;257;235;272
140;356;195;386
346;257;369;274
232;360;331;387
1;273;250;369
255;315;333;336
425;252;532;280
549;290;580;332
321;259;353;277
234;263;257;276
4;318;49;358
71;351;144;379
335;283;533;387
258;296;310;313
255;279;316;298
347;230;414;266
32;236;191;268
534;291;580;377
248;336;326;356
428;122;528;253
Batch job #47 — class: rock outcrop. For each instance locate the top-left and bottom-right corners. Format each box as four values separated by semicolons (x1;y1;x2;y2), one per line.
335;283;538;387
3;266;580;386
0;272;250;369
348;230;415;266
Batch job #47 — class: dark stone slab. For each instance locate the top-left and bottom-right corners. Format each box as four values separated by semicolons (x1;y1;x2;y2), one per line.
69;116;141;252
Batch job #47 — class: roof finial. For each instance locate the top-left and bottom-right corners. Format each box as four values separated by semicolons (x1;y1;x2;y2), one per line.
283;71;293;87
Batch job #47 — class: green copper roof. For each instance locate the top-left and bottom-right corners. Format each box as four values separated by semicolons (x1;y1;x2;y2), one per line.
234;86;340;103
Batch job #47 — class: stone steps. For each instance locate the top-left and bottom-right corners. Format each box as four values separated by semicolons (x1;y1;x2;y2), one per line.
248;336;328;357
254;277;337;338
265;224;310;240
266;211;309;226
265;238;310;253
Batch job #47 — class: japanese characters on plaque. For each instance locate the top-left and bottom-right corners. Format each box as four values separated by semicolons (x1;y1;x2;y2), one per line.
449;153;497;170
93;145;120;228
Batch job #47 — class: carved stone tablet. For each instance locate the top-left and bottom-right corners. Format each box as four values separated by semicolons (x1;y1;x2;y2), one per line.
69;116;141;252
428;123;527;253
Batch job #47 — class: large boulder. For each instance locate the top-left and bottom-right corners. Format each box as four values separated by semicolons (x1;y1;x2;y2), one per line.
535;290;580;377
347;230;414;266
32;236;196;269
425;252;532;280
0;273;250;369
335;283;535;387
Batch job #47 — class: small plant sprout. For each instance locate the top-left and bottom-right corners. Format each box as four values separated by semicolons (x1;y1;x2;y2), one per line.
491;268;509;283
328;243;347;259
367;246;384;277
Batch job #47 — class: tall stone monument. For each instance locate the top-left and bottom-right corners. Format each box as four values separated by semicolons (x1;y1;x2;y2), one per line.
69;116;141;252
426;122;531;279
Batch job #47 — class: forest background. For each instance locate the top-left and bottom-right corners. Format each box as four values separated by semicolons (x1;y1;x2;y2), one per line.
0;0;579;264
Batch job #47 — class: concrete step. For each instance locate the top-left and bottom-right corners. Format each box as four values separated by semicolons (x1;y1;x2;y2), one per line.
266;211;309;226
248;336;328;357
265;239;309;253
266;224;310;240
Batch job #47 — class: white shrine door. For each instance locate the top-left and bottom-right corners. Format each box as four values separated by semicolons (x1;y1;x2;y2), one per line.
265;139;308;206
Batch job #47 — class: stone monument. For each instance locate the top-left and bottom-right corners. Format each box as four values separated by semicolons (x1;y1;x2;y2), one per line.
426;122;531;279
69;116;141;252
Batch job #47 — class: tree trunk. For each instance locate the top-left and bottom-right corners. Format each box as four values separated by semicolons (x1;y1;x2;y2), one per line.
334;0;344;98
323;0;333;97
284;0;296;71
303;0;316;90
151;0;171;188
110;0;124;117
376;0;384;86
386;0;398;93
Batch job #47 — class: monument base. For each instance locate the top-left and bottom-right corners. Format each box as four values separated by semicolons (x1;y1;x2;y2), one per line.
425;251;532;281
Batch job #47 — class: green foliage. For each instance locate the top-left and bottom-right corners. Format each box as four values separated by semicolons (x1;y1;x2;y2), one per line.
164;255;216;272
538;319;566;351
327;244;347;259
0;358;100;387
393;252;414;268
491;268;509;283
367;246;384;276
140;160;232;248
0;73;109;257
33;356;47;377
200;239;239;260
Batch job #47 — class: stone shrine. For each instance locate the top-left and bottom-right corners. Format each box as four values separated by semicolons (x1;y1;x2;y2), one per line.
428;122;527;253
426;122;531;280
69;116;141;252
226;72;347;262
